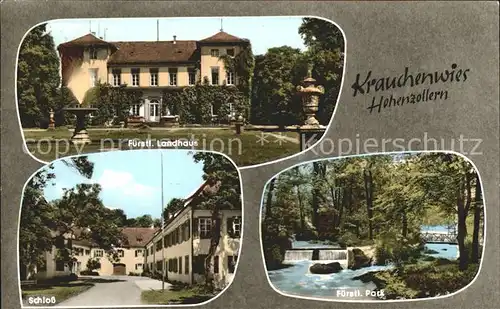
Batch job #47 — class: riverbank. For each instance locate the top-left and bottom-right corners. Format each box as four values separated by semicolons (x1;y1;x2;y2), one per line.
353;259;480;299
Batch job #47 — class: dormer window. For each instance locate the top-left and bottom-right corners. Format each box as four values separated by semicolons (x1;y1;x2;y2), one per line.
89;47;98;60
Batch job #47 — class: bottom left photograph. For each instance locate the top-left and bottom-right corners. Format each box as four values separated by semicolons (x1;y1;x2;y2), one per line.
18;149;243;307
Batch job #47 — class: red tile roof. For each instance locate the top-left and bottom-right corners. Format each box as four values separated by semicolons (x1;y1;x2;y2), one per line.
58;33;117;49
199;31;249;43
107;40;199;65
121;227;159;247
70;226;159;248
57;31;248;64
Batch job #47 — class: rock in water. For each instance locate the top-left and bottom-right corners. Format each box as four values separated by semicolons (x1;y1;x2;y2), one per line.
349;248;372;270
309;262;343;274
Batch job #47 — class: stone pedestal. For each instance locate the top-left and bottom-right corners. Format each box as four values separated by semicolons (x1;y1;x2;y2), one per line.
48;109;55;129
63;107;97;145
298;126;326;151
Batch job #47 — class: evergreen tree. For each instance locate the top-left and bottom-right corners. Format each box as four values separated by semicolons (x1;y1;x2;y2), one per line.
17;23;60;128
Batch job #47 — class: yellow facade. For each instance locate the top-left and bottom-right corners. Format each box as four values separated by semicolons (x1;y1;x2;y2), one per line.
67;48;110;103
200;45;241;85
145;208;241;287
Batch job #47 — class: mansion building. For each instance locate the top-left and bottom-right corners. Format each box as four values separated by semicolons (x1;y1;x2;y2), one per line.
23;180;242;288
57;31;249;123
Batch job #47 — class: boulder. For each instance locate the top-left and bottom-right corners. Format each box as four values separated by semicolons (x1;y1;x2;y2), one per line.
309;262;343;274
349;248;373;270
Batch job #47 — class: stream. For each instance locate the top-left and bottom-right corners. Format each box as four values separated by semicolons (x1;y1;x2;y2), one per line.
268;226;458;300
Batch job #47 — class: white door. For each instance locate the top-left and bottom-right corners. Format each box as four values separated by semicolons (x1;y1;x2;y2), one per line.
148;99;160;122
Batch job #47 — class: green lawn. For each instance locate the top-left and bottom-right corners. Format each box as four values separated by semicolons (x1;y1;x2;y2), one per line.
141;286;214;305
21;280;94;306
23;128;301;166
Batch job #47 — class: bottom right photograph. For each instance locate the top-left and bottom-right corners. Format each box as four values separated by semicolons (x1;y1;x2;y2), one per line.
260;152;484;301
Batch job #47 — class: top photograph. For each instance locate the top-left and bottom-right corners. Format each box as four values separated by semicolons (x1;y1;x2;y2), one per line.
17;16;345;168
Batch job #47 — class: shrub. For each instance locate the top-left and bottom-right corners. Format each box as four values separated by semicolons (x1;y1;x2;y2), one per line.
80;270;99;276
162;86;248;125
337;231;361;248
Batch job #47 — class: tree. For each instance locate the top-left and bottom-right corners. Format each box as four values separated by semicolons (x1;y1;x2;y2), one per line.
17;23;61;128
135;215;154;228
19;156;125;279
219;43;255;119
163;198;185;223
86;258;101;272
250;46;304;125
299;18;344;125
471;174;483;263
110;209;128;227
192;152;241;291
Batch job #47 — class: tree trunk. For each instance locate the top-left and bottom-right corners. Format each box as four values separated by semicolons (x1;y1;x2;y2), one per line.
471;174;482;263
402;211;408;238
265;178;275;221
311;162;322;230
297;186;305;232
364;168;374;240
204;208;221;291
457;178;468;271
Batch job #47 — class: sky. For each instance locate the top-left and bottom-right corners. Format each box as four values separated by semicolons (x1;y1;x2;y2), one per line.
45;17;307;55
40;150;220;219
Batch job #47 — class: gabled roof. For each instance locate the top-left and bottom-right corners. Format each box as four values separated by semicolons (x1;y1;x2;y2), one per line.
199;31;249;44
107;40;199;65
121;227;159;247
69;226;158;248
57;33;117;50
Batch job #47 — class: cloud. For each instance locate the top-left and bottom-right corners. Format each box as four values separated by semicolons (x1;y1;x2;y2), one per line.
96;169;158;197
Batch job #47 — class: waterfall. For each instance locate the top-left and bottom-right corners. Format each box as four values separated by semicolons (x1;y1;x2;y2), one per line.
284;250;313;261
319;250;347;260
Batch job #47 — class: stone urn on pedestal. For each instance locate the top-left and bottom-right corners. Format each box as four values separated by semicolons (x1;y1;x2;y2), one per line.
296;73;326;150
63;105;98;145
48;108;55;129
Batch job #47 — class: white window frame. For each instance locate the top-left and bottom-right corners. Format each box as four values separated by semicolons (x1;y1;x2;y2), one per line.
169;69;178;86
232;217;241;237
226;48;235;57
150;69;159;86
211;67;219;85
89;48;98;60
199;218;211;238
135;249;143;257
112;69;121;86
226;71;234;85
89;69;98;87
188;69;196;85
149;99;160;117
131;69;140;86
94;249;104;257
135;263;143;270
228;102;235;117
131;104;141;116
210;49;219;57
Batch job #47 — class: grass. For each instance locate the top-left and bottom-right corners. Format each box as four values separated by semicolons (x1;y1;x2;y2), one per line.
141;285;214;305
21;280;94;305
23;128;301;166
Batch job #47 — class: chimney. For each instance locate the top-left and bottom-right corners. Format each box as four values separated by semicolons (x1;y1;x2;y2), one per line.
173;35;177;44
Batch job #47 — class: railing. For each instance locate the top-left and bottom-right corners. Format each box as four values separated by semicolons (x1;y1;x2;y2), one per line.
421;231;458;244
